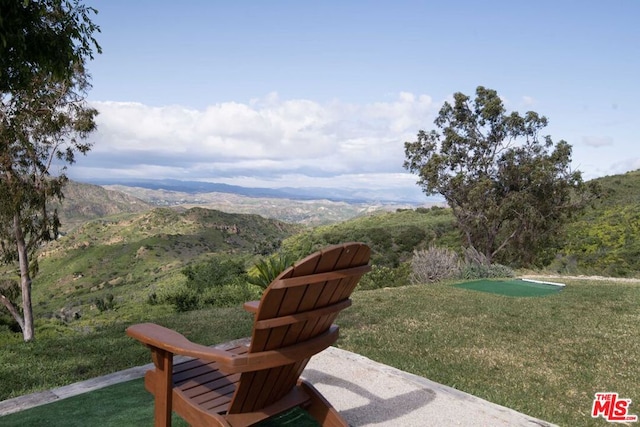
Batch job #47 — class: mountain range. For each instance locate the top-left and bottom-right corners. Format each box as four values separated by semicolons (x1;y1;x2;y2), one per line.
85;178;433;204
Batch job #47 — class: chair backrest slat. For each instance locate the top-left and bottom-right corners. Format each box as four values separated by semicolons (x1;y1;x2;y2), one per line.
227;242;370;414
253;299;351;330
270;264;371;288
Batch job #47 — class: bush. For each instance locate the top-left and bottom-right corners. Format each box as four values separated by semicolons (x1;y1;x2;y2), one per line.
201;280;262;308
161;256;267;312
358;263;410;290
93;294;116;312
458;263;515;280
163;287;200;312
181;257;246;292
410;246;460;284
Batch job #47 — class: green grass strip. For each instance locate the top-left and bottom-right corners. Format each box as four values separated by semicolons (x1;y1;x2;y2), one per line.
0;378;186;427
0;378;318;427
454;279;563;297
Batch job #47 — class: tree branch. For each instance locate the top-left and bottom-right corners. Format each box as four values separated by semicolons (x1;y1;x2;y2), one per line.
0;293;24;331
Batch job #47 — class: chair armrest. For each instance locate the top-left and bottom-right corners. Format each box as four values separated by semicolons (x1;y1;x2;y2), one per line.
243;300;259;313
127;323;339;374
127;323;242;369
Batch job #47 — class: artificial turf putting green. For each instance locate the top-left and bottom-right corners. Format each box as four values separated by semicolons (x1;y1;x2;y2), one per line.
0;378;319;427
453;279;563;297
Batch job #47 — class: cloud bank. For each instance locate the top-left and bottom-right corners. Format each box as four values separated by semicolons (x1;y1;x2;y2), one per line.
68;91;639;196
72;92;436;192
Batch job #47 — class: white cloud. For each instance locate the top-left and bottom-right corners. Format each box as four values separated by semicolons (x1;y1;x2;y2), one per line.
79;93;438;190
610;158;640;175
582;136;614;147
522;96;535;106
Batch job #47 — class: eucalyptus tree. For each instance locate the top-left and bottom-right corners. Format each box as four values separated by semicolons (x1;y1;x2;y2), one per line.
404;86;596;266
0;0;100;341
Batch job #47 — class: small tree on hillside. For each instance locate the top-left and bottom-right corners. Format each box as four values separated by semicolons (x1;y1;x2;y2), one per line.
0;0;100;341
404;86;597;266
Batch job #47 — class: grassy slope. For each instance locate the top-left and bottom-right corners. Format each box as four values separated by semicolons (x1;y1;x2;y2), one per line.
16;207;300;332
1;279;638;427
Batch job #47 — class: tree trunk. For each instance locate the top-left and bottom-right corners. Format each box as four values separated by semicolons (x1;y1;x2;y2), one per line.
14;214;34;342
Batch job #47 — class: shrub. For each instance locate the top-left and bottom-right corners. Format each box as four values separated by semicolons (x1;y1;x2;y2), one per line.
93;294;116;312
410;246;460;284
182;257;246;292
162;256;264;312
201;280;262;308
358;263;410;290
146;292;159;305
458;263;515;280
164;287;200;312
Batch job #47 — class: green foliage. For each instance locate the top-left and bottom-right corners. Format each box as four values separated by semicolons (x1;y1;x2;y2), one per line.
200;280;261;308
0;279;22;333
0;0;101;91
557;170;640;277
404;86;596;267
162;256;261;312
0;0;101;341
181;257;246;292
357;263;410;290
22;206;297;322
163;288;200;312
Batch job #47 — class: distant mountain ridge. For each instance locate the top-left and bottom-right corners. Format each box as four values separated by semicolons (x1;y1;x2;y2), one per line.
85;178;431;204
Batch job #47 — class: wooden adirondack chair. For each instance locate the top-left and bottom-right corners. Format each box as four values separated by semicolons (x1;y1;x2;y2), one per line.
127;242;371;426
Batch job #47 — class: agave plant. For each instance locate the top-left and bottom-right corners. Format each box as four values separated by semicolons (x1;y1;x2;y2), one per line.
248;252;298;289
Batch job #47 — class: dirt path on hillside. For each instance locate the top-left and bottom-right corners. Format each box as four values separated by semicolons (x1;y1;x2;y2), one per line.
521;274;640;284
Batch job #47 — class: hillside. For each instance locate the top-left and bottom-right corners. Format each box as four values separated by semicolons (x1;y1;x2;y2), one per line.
27;207;300;328
589;169;640;206
556;169;640;276
0;206;458;336
52;181;152;232
3;169;639;339
283;207;459;267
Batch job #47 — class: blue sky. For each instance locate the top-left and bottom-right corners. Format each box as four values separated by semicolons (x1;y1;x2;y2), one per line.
72;0;640;200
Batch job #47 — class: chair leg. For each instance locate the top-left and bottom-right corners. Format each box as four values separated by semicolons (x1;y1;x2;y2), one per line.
298;380;348;427
150;348;174;427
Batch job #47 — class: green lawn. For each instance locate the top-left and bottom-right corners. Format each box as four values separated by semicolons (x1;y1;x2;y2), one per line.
1;278;639;426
